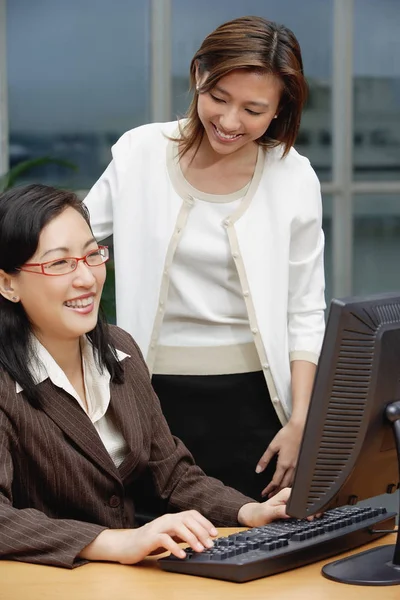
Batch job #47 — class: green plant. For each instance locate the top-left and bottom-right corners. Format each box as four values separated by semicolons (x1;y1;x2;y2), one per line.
0;156;78;193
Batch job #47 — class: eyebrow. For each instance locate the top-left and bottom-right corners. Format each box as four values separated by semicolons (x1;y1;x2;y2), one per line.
213;85;270;109
40;237;97;260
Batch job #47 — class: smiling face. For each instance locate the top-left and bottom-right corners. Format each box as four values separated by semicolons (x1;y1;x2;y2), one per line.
10;207;106;347
196;69;283;157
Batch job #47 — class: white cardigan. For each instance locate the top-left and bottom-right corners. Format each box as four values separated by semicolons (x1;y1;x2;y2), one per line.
84;121;326;423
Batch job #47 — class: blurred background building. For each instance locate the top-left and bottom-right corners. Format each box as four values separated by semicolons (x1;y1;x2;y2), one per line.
0;0;399;306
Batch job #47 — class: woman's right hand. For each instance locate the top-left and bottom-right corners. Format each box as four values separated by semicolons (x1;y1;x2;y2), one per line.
80;510;218;564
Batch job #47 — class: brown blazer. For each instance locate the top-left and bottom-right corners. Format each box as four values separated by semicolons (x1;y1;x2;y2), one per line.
0;326;253;568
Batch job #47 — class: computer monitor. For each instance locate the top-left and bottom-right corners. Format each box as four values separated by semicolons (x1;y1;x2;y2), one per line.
286;292;400;586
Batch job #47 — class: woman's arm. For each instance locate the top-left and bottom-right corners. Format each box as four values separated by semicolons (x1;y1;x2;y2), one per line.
289;359;316;427
255;164;325;495
256;360;316;497
0;408;106;568
80;511;218;563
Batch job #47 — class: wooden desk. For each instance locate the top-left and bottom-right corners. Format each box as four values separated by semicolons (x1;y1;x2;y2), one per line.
1;530;398;600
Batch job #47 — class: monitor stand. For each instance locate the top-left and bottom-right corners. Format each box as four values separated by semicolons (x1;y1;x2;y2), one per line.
322;401;400;586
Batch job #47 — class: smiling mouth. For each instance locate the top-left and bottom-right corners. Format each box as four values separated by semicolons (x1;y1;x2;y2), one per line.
64;296;94;309
212;124;243;141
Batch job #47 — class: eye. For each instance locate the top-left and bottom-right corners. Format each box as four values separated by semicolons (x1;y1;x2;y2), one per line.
209;93;225;103
49;259;69;267
86;247;108;265
245;109;263;116
44;258;72;274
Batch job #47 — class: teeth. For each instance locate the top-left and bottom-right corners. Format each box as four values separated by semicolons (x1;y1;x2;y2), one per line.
215;126;241;140
65;297;94;309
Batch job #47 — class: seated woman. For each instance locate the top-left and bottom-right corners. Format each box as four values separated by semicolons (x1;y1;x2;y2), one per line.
0;184;290;569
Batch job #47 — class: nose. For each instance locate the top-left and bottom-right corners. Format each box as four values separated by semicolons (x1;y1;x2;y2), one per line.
219;106;241;132
73;259;97;287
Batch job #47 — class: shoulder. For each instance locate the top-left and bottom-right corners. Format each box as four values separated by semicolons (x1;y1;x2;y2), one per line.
263;145;321;210
108;326;154;393
108;325;147;366
111;120;179;159
265;145;318;183
0;368;19;414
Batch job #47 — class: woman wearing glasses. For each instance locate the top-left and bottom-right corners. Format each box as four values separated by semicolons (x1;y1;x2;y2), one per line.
0;184;290;568
84;16;325;510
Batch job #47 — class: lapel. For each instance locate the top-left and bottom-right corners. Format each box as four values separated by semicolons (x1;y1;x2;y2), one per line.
38;379;121;482
108;371;145;481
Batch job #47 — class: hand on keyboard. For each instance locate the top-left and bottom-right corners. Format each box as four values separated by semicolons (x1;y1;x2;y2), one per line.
80;510;218;564
237;487;291;527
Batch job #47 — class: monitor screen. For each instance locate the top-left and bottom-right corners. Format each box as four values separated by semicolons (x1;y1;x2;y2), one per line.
287;292;400;518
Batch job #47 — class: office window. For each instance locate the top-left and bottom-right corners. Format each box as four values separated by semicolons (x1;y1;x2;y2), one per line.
353;195;400;296
7;0;150;189
296;130;312;146
319;130;332;146
353;0;400;182
354;132;364;146
171;0;333;182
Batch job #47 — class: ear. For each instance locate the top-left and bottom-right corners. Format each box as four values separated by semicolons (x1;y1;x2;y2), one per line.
0;269;20;303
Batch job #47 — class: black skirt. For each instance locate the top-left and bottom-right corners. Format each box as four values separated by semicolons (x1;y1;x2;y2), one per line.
132;371;282;522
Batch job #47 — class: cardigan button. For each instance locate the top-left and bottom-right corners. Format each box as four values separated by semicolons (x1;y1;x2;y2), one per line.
109;495;121;508
243;290;249;297
251;327;258;334
223;219;230;227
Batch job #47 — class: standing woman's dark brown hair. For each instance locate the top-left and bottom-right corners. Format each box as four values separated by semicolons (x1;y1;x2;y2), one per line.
178;16;308;159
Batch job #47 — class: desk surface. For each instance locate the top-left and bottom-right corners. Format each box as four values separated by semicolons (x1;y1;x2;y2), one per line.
1;530;398;600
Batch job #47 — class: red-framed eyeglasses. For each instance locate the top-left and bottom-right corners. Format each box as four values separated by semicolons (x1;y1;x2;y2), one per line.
19;246;109;276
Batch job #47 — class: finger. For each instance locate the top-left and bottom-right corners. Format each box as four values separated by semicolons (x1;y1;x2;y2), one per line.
279;467;294;490
261;464;286;497
155;533;187;559
170;522;212;553
270;487;291;504
266;470;293;499
262;483;277;498
185;510;218;538
266;482;290;499
158;510;217;539
256;446;276;473
180;515;216;549
260;499;289;523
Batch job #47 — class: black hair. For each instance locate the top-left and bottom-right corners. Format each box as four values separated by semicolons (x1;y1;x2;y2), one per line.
0;184;124;406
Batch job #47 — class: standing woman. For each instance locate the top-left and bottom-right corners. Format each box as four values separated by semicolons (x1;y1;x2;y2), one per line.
85;16;326;509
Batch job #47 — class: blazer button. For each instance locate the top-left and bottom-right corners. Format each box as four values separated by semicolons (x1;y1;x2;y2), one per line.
109;495;121;508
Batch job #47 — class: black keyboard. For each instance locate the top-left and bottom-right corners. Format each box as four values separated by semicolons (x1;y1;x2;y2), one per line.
158;506;396;582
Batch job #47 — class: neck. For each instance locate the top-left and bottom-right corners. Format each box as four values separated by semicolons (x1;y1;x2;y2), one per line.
34;332;83;379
